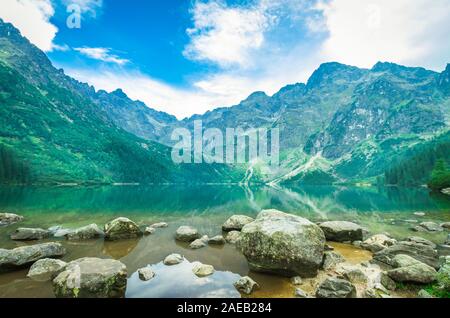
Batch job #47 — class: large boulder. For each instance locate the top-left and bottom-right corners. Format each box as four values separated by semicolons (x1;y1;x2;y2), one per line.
387;254;437;284
237;210;325;277
175;226;200;242
222;215;254;232
27;258;67;282
361;234;397;253
319;221;364;242
373;240;439;269
0;243;66;272
0;213;23;226
316;277;356;298
53;257;127;298
65;224;104;241
10;228;50;241
104;217;142;241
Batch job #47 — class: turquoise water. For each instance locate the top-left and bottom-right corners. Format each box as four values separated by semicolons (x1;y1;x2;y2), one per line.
0;185;449;298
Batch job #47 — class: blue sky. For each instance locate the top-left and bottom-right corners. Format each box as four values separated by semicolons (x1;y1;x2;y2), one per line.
1;0;450;118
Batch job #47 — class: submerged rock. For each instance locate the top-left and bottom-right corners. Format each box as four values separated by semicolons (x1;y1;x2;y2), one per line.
319;221;364;242
163;253;184;266
49;226;74;238
316;277;356;298
0;243;66;272
361;234;397;253
53;257;127;298
27;258;67;282
144;227;156;235
373;240;439;269
322;251;345;270
10;228;50;241
192;262;215;277
208;235;226;245
234;276;259;295
190;235;209;249
65;224;104;241
104;217;143;241
440;222;450;230
225;231;241;244
222;215;254;232
175;226;200;242
405;236;437;249
138;267;156;281
0;213;23;226
237;209;325;277
413;222;444;232
388;254;437;284
151;222;168;228
295;288;308;298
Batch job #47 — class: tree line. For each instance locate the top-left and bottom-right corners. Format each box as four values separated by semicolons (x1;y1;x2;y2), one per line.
0;144;31;184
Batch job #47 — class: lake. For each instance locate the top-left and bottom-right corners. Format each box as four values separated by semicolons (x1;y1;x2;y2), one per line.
0;185;449;298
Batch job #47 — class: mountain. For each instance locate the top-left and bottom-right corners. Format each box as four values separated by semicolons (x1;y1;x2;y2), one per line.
0;19;242;184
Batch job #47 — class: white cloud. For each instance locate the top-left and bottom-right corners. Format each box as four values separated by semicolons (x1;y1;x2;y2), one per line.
62;0;103;17
0;0;57;52
315;0;450;70
74;47;130;65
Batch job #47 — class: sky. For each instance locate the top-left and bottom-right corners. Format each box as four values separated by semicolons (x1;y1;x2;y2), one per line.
1;0;450;119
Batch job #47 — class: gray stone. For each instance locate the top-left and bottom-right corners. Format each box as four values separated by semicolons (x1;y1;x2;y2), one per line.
0;243;66;272
414;212;426;217
208;235;226;245
192;262;215;277
27;258;67;282
163;253;184;266
405;236;437;249
380;272;396;291
144;227;156;235
65;224;104;240
441;222;450;230
10;228;50;241
175;226;200;242
316;277;357;298
222;215;254;232
417;222;444;232
388;255;437;284
151;222;168;228
234;276;259;295
295;288;308;298
322;251;345;270
337;264;368;284
319;221;364;242
225;231;241;244
361;234;397;253
138;267;155;281
104;217;143;241
291;276;303;285
237;210;325;277
373;241;439;269
53;257;127;298
0;213;23;226
189;236;209;249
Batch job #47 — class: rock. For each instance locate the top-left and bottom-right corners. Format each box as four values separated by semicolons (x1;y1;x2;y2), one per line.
151;222;168;228
352;240;362;247
405;236;436;249
336;264;368;284
104;217;143;241
222;215;254;232
138;267;155;281
53;257;127;298
49;226;74;238
415;222;444;232
189;236;209;249
319;221;364;242
387;255;437;284
237;210;325;277
361;234;397;253
291;276;303;285
316;277;357;298
192;262;215;277
324;244;334;251
414;212;426;217
437;256;449;291
208;235;226;245
322;251;345;270
380;272;396;291
225;231;241;244
373;241;439;269
441;188;450;196
0;213;23;226
418;289;434;298
144;227;156;235
295;288;308;298
27;258;67;282
175;226;200;242
65;224;104;240
163;253;184;266
441;222;450;230
10;228;50;241
234;276;259;295
0;243;66;272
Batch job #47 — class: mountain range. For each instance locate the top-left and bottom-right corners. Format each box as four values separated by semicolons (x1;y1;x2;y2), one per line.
0;18;449;185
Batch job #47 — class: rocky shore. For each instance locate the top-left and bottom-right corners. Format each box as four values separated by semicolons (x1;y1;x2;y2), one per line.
0;211;449;298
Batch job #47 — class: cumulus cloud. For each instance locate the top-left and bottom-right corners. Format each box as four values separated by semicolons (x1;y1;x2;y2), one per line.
0;0;57;52
74;47;130;65
62;0;103;17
